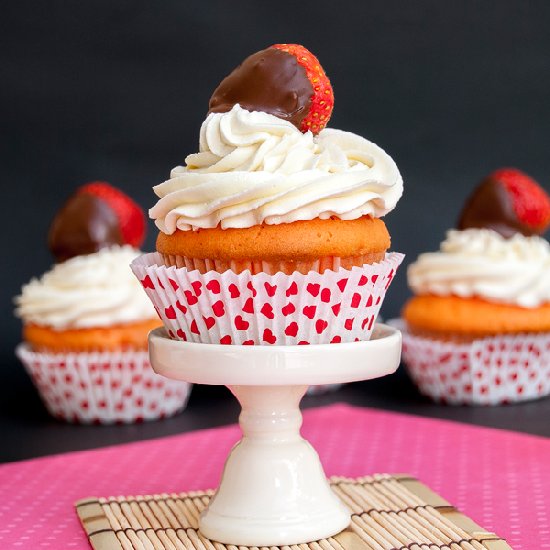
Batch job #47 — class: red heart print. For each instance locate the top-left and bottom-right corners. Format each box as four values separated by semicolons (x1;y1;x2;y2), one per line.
176;301;187;314
361;317;370;330
351;293;361;308
285;322;298;337
358;275;368;286
368;316;374;330
332;303;341;316
286;282;298;296
184;290;198;305
206;280;221;294
263;328;277;344
190;320;200;334
376;296;381;305
365;295;373;307
320;288;331;303
264;282;277;297
337;278;348;292
212;300;225;317
344;318;354;330
243;340;255;345
282;303;296;316
260;303;274;319
242;297;254;314
176;329;187;340
220;335;232;345
229;284;240;298
141;275;155;289
371;275;378;284
165;306;176;319
191;281;202;296
157;279;165;289
385;270;395;289
247;281;257;297
315;319;328;334
168;329;175;338
303;305;317;319
307;283;320;297
298;341;310;345
234;315;250;330
169;278;179;291
330;335;342;343
203;316;215;330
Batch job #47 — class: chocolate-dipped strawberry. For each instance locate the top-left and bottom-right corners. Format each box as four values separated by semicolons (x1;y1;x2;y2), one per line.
209;44;333;134
48;182;146;262
458;168;550;238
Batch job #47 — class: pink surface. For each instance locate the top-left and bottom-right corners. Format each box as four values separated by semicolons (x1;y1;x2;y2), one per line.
0;404;548;549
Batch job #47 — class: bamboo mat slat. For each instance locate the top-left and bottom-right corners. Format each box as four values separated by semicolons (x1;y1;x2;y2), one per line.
76;474;511;550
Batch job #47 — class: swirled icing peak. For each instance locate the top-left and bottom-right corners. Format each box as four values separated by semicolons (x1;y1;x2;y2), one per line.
15;246;157;329
151;104;403;233
408;229;550;308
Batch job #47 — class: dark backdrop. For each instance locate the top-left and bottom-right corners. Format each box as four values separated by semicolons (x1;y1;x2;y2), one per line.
2;1;550;364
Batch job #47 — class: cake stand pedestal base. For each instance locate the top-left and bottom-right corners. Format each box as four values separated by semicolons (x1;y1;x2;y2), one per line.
148;324;402;546
200;384;349;545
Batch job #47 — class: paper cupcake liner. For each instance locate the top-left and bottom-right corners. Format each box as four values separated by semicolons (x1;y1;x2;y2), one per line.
131;252;404;345
391;320;550;406
16;345;192;424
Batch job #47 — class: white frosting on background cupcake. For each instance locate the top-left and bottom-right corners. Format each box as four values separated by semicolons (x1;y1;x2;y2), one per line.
15;246;156;329
408;228;550;308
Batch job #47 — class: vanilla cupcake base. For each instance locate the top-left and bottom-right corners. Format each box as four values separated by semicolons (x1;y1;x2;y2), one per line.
16;345;192;423
393;320;550;406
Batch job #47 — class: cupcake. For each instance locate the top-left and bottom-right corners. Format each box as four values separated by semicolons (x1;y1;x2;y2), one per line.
400;168;550;405
15;183;191;423
132;44;404;346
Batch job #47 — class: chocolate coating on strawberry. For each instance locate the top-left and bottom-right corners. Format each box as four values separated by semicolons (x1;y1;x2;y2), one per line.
458;168;550;237
48;182;146;262
209;44;333;134
209;48;312;130
48;193;123;262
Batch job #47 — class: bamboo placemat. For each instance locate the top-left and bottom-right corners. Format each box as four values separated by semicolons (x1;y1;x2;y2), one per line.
75;474;511;550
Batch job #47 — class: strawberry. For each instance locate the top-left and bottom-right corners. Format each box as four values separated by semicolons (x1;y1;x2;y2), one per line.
78;182;146;247
271;44;333;134
458;168;550;237
492;168;550;233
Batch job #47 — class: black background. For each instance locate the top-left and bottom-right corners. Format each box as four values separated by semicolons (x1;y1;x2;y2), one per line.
2;2;550;375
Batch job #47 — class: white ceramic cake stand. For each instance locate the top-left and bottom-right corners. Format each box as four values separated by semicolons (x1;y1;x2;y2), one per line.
148;324;402;547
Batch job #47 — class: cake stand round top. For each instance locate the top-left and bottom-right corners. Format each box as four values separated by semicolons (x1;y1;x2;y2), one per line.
148;323;401;386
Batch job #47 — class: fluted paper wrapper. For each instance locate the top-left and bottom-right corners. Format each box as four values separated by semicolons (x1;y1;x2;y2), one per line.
393;320;550;406
131;252;403;345
16;345;192;423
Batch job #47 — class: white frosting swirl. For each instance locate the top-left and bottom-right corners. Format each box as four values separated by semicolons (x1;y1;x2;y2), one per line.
15;246;157;329
408;229;550;307
151;104;403;232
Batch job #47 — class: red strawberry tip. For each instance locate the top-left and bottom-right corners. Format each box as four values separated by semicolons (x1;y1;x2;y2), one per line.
78;181;146;247
271;44;334;134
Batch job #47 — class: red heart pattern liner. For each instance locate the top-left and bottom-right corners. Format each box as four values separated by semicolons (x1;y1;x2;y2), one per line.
15;346;191;424
131;252;404;346
395;319;550;406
